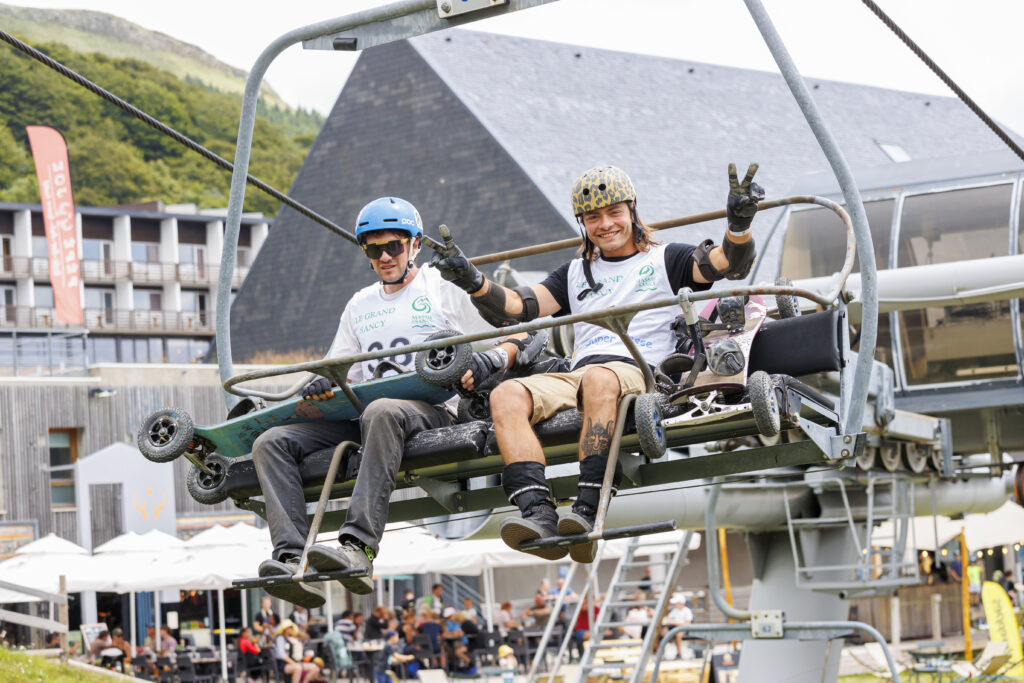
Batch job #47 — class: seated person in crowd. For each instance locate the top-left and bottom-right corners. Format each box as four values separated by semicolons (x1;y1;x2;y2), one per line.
88;627;111;660
334;610;358;643
461;597;478;622
521;592;552;628
663;594;694;660
418;609;443;652
498;643;517;671
274;619;317;683
376;630;415;683
365;605;389;641
493;601;518;637
252;595;279;639
442;607;464;641
289;605;309;633
158;625;177;655
452;641;477;676
238;627;264;669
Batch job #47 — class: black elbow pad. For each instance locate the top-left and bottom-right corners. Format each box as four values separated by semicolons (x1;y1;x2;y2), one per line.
694;237;756;282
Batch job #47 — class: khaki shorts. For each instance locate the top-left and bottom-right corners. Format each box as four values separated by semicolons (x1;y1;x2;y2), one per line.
511;361;646;425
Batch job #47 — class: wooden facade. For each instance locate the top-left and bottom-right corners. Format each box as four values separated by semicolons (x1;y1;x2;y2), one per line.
0;368;245;548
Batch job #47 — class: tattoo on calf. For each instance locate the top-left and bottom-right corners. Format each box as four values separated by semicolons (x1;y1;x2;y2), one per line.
581;418;614;458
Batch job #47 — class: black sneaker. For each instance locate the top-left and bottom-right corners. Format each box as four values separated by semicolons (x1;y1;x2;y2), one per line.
499;503;567;561
558;504;598;563
257;558;325;608
307;541;375;595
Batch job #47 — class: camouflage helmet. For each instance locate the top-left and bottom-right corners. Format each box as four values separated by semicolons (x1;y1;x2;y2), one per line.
571;165;636;217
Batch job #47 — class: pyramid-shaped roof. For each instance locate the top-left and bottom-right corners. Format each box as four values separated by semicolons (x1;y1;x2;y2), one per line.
230;30;1015;360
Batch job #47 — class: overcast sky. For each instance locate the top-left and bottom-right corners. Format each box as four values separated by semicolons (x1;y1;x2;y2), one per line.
12;0;1024;137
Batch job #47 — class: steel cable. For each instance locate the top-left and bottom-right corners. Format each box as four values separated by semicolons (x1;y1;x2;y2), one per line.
860;0;1024;163
0;29;359;245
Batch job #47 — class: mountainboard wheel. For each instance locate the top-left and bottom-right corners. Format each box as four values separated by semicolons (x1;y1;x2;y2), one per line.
902;442;928;474
747;371;780;437
856;446;878;470
457;394;490;423
414;329;473;387
138;407;194;463
186;454;231;505
635;393;667;459
879;443;901;472
775;277;800;319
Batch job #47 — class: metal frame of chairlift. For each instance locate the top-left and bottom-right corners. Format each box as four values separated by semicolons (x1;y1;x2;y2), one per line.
214;0;899;675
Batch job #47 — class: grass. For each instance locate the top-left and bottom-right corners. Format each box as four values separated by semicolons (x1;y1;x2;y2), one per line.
0;647;118;682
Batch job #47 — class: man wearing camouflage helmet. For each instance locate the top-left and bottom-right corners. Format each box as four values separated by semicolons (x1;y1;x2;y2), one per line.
431;164;763;562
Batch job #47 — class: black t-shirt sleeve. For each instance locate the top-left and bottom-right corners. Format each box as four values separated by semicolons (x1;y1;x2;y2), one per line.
538;261;572;316
664;242;713;293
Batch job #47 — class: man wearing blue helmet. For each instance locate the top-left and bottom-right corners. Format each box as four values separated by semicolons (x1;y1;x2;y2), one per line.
252;197;523;604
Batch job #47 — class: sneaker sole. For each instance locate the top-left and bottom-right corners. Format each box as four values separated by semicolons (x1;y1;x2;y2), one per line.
306;547;375;595
263;579;326;609
499;519;567;561
558;516;597;564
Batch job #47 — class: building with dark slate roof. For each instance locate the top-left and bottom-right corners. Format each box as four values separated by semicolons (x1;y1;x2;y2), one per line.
229;30;1018;361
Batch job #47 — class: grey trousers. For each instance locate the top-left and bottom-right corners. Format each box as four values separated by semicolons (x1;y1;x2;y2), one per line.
252;398;451;561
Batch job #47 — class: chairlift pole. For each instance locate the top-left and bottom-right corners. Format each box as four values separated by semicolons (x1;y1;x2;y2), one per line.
217;0;562;409
742;0;878;435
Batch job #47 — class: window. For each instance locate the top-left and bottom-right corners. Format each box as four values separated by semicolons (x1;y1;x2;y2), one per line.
34;284;54;309
178;244;206;267
32;235;49;259
780;200;894;280
120;337;163;364
131;242;160;263
49;429;77;507
896;185;1016;385
877;142;911;163
84;287;115;310
236;247;251;268
87;337;117;364
180;291;207;313
133;289;162;311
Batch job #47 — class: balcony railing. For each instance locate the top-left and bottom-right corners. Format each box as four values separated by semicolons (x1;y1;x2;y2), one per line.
0;306;213;334
24;258;249;288
0;255;30;278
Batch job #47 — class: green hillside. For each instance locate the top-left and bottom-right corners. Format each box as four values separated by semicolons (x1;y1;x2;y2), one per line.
0;2;318;134
0;39;319;216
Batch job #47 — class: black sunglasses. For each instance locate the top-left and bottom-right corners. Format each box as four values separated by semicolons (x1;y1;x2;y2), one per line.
361;237;410;260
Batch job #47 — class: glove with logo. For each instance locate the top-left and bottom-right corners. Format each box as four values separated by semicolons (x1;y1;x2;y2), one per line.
302;376;335;401
726;162;765;235
429;224;485;294
466;348;509;390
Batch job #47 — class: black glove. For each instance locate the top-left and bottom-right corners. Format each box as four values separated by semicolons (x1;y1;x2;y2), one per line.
726;162;765;234
429;224;485;294
302;376;334;400
468;348;508;388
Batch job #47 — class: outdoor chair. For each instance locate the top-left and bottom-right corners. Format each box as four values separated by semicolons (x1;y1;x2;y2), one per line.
413;634;443;670
470;631;501;667
175;654;217;683
129;655;156;681
322;642;357;683
155;655;176;683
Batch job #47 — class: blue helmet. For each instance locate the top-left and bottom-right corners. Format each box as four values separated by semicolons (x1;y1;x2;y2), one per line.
354;197;423;241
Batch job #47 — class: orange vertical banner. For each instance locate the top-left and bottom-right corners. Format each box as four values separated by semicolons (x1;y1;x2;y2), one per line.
26;125;82;325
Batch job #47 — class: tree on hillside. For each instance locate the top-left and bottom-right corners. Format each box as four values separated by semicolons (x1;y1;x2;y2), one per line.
0;37;320;215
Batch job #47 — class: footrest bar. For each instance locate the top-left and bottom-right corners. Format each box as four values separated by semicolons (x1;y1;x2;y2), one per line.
519;520;676;551
232;567;371;590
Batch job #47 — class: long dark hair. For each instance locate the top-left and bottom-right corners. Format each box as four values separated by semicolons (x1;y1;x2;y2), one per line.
578;201;660;261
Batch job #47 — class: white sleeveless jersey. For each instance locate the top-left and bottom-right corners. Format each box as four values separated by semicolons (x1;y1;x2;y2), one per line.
327;266;493;383
567;245;677;369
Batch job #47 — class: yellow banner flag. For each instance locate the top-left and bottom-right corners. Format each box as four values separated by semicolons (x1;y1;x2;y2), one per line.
981;580;1023;676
